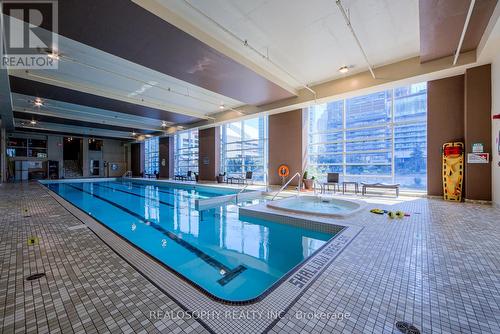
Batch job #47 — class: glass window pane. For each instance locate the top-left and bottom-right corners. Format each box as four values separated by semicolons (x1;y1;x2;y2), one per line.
309;131;343;144
394;124;427;189
346;90;391;128
308;101;343;133
346;165;391;175
394;83;427;123
346;152;391;164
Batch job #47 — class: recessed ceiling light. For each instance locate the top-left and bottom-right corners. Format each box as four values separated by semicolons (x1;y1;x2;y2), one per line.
338;66;349;74
30;119;37;125
34;98;43;107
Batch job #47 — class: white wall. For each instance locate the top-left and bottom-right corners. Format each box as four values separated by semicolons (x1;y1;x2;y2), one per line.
492;52;500;207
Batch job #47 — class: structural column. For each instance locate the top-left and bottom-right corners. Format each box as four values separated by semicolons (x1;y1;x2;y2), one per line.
158;137;171;178
198;127;220;181
130;142;144;177
464;64;492;201
268;109;304;186
426;75;465;196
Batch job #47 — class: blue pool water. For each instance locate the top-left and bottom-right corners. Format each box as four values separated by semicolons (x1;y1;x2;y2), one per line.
45;180;336;302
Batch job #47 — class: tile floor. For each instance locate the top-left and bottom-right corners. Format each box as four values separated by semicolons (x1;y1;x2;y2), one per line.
1;182;499;334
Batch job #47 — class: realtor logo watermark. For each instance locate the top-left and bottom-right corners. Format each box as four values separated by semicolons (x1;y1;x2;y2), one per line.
1;0;58;69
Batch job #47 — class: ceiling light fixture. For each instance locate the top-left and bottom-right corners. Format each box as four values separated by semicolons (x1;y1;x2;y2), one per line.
132;131;137;136
30;119;37;125
34;98;43;107
161;121;168;128
219;104;225;110
338;66;349;74
47;52;60;60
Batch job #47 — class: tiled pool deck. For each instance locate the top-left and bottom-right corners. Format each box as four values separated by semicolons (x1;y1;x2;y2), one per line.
1;182;499;333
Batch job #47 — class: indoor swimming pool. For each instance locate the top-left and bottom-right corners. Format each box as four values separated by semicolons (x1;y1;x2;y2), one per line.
43;180;338;302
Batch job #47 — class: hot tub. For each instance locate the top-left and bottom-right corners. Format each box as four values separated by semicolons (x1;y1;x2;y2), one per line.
267;195;364;218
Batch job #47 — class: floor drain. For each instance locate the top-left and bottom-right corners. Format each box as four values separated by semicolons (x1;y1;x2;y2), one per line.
396;321;421;334
26;273;46;281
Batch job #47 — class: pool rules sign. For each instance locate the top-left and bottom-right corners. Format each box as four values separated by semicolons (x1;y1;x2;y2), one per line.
468;143;489;164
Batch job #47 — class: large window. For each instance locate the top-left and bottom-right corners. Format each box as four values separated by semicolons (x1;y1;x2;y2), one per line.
144;137;159;175
220;116;268;183
174;129;199;175
308;83;427;190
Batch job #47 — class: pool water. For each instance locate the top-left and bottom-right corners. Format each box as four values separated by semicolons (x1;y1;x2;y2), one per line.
45;180;335;302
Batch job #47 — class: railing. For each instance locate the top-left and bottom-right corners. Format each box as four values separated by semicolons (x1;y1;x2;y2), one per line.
235;184;249;203
122;171;132;178
313;179;324;196
271;172;302;201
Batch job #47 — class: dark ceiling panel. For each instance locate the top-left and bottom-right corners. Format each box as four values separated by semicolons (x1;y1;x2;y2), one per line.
13;111;154;134
54;0;295;106
419;0;498;63
9;76;200;123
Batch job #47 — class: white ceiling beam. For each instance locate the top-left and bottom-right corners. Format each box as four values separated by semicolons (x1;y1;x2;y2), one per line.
13;106;163;132
453;0;476;65
10;71;216;121
14;119;135;139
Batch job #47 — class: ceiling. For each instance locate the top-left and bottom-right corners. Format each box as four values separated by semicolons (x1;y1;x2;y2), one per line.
156;0;421;87
1;0;499;139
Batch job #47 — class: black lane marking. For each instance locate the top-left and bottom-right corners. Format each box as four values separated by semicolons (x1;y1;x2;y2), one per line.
66;184;246;285
217;265;247;286
111;181;199;199
93;183;175;208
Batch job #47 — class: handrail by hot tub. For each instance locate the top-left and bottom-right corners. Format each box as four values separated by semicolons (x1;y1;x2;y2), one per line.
271;172;301;201
235;184;249;202
313;179;324;196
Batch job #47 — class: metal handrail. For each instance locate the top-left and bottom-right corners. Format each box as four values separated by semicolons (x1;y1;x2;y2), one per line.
271;172;302;201
313;179;324;196
235;184;249;203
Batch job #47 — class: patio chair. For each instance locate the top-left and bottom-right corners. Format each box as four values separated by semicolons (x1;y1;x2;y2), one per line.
322;172;340;193
227;171;253;185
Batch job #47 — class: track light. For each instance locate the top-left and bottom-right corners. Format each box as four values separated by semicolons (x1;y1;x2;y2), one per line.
47;52;60;60
34;98;43;107
338;66;349;74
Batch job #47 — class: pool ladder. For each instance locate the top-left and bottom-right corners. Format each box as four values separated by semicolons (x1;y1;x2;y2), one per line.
271;172;302;201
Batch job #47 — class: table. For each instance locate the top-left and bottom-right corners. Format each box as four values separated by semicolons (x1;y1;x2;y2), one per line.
342;181;359;194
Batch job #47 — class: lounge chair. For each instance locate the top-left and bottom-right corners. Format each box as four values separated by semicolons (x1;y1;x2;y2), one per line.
322;172;340;193
227;171;253;185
